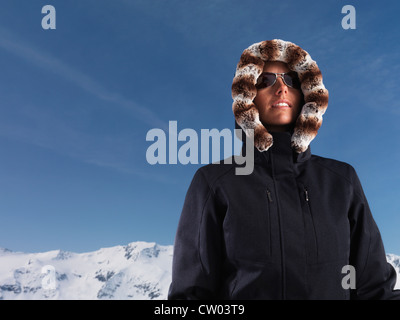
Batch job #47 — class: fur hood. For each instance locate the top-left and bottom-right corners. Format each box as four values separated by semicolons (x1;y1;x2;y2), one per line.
232;39;329;153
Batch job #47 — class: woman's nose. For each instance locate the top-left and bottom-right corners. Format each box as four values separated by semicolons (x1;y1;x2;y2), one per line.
274;77;288;95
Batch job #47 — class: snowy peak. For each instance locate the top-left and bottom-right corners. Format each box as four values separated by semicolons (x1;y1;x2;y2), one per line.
0;241;173;300
0;242;399;299
124;242;162;261
0;248;12;255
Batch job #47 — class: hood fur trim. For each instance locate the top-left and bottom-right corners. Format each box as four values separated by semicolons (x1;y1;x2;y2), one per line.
232;39;329;153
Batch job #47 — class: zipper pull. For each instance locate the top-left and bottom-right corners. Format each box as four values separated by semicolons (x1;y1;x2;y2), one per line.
266;189;273;202
304;188;309;202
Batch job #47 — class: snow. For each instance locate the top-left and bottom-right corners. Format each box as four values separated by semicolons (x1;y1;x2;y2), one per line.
0;242;173;300
0;242;399;299
387;254;400;290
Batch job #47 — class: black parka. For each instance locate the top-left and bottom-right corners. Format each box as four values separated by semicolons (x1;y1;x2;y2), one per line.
168;132;400;300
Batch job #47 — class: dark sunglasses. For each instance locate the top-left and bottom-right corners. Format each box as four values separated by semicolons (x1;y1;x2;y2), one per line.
256;71;301;90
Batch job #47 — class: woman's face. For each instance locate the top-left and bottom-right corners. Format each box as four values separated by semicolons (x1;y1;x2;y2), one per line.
253;61;303;132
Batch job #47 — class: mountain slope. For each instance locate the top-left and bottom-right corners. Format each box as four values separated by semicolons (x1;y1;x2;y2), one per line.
0;242;399;299
387;254;400;290
0;242;173;300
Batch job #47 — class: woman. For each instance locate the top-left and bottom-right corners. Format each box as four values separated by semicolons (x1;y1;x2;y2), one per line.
168;39;399;300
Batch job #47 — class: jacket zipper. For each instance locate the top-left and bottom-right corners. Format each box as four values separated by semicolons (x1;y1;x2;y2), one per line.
266;189;273;203
304;187;319;259
266;189;273;256
304;188;309;202
270;153;285;299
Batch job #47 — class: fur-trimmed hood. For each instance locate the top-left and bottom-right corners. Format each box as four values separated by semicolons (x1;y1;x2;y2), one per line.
232;39;329;153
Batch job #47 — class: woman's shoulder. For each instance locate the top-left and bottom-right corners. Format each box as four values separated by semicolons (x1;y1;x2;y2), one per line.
309;154;358;181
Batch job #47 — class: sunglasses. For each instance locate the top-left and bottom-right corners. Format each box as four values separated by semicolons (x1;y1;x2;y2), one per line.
256;71;301;90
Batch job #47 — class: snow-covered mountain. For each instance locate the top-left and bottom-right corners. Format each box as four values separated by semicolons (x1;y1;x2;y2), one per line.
0;242;173;300
0;242;399;299
387;254;400;290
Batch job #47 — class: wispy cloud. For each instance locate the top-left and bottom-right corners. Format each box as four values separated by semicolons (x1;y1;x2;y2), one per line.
0;27;172;181
0;26;168;131
0;102;173;182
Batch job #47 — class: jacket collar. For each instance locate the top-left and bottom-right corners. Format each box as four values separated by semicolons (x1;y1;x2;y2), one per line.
254;131;311;167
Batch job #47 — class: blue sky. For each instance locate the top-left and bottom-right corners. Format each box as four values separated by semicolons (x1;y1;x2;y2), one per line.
0;0;399;254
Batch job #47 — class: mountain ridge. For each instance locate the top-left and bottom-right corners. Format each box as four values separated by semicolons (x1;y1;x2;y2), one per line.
0;241;173;300
0;242;399;299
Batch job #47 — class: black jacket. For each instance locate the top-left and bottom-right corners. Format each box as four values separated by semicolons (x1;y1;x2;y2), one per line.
168;132;399;300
